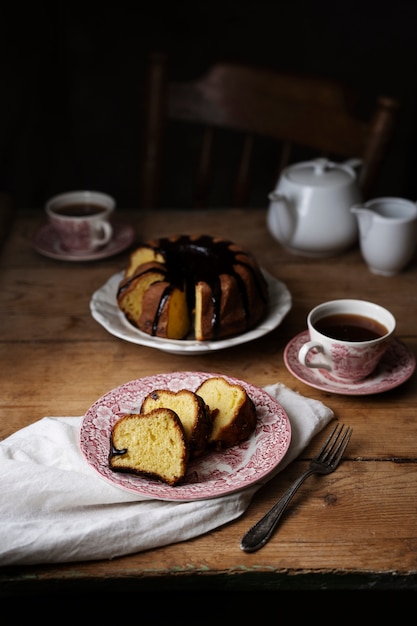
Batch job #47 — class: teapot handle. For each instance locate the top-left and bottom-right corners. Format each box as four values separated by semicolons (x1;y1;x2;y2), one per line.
344;157;363;175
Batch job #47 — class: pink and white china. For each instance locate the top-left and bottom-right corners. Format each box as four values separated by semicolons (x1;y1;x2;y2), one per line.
80;371;292;501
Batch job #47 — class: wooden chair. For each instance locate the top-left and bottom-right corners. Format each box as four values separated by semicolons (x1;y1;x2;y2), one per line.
139;51;401;209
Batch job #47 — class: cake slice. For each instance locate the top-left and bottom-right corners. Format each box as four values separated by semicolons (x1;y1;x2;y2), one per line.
117;261;166;328
141;389;212;458
109;408;189;486
124;244;165;278
117;262;190;339
195;377;257;449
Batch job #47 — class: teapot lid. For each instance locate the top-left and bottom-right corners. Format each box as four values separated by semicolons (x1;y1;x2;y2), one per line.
285;158;356;187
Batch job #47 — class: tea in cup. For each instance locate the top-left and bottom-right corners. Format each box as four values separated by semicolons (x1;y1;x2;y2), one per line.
351;197;417;275
46;190;115;253
298;299;396;381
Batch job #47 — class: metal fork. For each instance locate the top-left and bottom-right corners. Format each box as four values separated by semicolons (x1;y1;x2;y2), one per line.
240;422;352;553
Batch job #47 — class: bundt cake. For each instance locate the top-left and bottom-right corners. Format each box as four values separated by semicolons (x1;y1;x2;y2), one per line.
140;388;212;458
109;408;189;486
116;234;269;341
195;377;257;449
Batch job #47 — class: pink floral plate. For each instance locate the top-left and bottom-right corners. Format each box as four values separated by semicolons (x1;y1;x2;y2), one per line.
79;371;292;501
32;221;135;261
284;331;415;395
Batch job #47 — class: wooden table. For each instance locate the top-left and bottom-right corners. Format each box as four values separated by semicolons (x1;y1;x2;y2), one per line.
1;204;417;596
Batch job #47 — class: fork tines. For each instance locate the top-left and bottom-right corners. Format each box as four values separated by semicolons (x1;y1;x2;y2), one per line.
320;422;352;466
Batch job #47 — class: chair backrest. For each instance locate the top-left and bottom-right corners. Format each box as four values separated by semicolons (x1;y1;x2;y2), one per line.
139;51;401;209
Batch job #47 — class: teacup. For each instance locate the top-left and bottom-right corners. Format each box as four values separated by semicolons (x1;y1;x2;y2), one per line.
298;299;396;381
351;197;417;275
46;190;115;253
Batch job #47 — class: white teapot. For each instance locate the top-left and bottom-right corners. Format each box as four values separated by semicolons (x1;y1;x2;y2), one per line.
267;158;362;256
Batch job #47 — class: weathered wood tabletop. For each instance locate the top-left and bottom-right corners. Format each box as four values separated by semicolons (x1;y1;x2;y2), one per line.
1;203;416;594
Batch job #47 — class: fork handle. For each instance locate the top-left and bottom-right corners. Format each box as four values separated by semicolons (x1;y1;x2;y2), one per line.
240;468;315;552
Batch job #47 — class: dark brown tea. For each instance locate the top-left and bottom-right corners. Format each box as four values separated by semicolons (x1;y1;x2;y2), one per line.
315;313;388;342
53;203;107;217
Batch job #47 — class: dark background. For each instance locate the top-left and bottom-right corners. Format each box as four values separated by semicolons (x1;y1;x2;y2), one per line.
1;1;417;209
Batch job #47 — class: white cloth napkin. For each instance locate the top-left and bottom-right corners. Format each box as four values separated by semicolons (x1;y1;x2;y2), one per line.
0;383;334;566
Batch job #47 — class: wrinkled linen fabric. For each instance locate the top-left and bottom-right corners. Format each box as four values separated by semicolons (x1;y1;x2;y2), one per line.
0;383;334;565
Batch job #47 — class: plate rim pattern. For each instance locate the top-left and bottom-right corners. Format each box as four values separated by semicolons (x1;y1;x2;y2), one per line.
79;371;292;501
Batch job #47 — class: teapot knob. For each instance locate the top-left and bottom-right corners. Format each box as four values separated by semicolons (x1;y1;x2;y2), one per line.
312;158;330;175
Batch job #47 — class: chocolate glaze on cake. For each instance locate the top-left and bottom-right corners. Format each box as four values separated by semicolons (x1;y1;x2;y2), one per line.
117;234;268;341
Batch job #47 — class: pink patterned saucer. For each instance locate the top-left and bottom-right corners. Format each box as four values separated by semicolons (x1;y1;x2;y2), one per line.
32;221;135;261
284;331;415;395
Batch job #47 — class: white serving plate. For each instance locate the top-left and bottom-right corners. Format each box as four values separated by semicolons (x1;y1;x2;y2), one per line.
90;269;292;354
